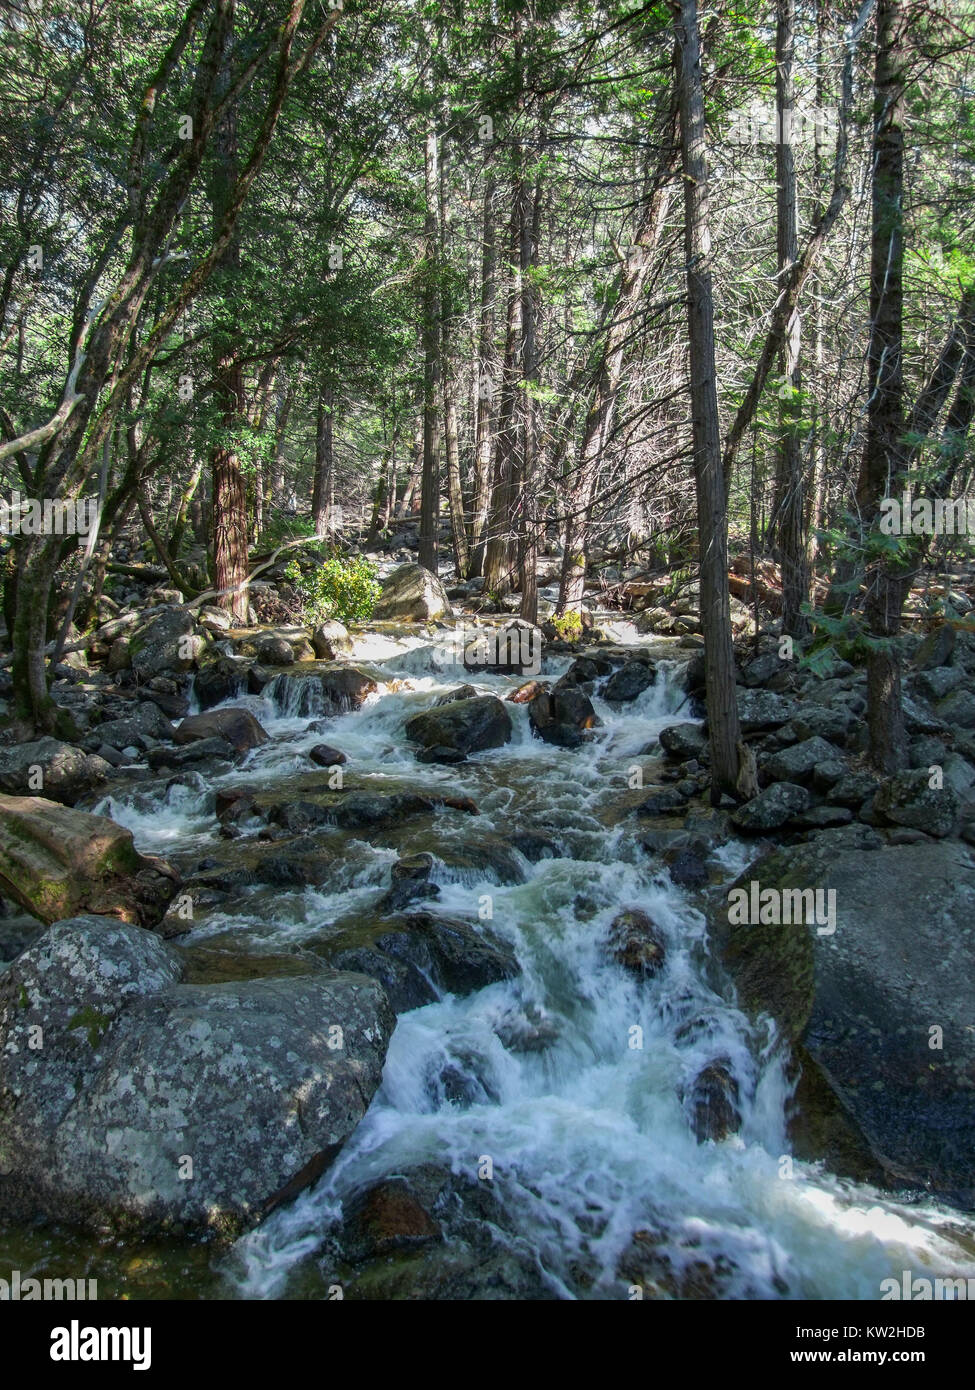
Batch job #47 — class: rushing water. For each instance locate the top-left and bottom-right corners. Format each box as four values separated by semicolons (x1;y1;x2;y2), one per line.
10;622;974;1300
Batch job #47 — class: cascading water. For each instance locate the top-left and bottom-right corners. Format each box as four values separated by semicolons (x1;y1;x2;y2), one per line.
88;627;975;1298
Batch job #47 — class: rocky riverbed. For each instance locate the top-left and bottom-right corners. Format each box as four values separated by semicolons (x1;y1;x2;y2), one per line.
2;562;975;1298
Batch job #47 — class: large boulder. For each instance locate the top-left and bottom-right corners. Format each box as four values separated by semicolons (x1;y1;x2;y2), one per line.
373;564;452;622
602;660;655;703
730;782;811;831
0;795;179;928
405;694;512;762
256;634;295;666
871;768;960;837
129;606;201;680
527;687;598;747
0;739;111;806
658;723;707;760
761;736;841;784
734;689;798;732
0;917;394;1235
311;620;353;660
915;624;956;671
93;702;175;754
174;708;269;755
717;837;975;1201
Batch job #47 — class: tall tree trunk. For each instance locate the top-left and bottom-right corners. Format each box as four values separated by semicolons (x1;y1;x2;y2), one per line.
672;0;745;802
483;177;527;597
857;0;908;773
439;125;469;578
419;42;441;573
311;383;334;537
469;166;497;578
209;65;249;623
772;0;810;638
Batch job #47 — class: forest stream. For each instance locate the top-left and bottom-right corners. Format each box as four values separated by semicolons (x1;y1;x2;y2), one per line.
3;621;973;1301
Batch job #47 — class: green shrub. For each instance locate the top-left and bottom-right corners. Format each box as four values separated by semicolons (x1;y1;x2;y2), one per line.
551;609;583;642
284;554;381;626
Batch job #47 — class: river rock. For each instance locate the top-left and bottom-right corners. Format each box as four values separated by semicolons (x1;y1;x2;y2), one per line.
603;660;655;702
716;838;975;1200
256;634;295;666
146;737;237;771
658;723;707;760
0;739;111;806
323;911;518;1014
373;563;451;621
265;666;377;718
309;743;346;768
435;684;479;706
686;1060;741;1143
194;655;249;710
0;916;394;1235
406;694;512;760
609;908;666;976
340;1177;442;1262
174;708;269;755
94;701;174;753
0;794;179;928
731;782;811;831
378;853;440;912
129;606;199;680
761;737;841;784
527;687;597;747
311;620;354;660
871;768;959;837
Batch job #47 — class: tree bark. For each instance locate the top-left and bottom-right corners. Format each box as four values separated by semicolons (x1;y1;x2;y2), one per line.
672;0;744;802
418;38;441;573
857;0;908;773
469;167;497;578
311;383;335;537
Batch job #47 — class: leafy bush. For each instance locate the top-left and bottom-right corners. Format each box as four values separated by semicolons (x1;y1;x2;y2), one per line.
551;609;583;642
283;554;381;626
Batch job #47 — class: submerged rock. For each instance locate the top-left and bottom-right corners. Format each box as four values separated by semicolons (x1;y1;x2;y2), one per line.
321;911;518;1014
686;1060;741;1143
609;908;666;977
265;666;377;718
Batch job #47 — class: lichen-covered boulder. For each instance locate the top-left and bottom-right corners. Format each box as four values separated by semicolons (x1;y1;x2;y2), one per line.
0;739;111;805
0;917;395;1236
129;605;201;680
